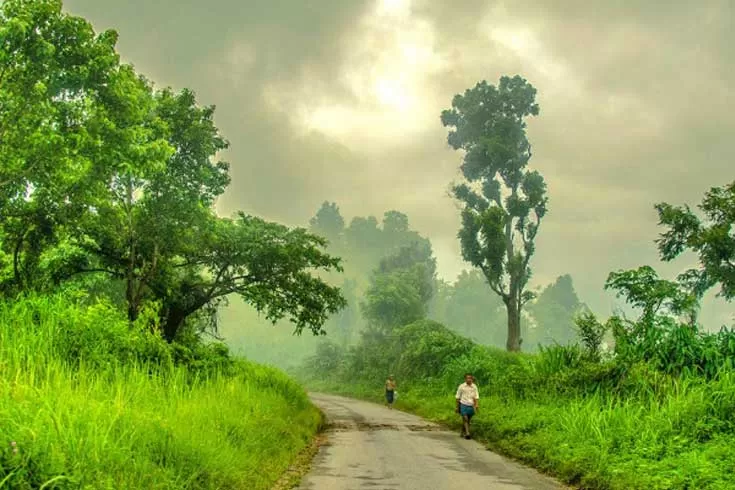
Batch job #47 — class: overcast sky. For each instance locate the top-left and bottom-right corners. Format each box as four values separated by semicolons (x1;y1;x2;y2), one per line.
64;0;733;322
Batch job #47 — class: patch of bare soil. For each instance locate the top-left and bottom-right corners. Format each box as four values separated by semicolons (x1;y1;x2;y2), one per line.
355;421;399;431
405;424;442;432
327;421;400;432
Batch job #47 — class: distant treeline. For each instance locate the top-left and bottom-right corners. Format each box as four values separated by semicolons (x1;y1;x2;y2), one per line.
224;201;589;367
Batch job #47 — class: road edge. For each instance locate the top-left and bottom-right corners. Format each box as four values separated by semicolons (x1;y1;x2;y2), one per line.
270;409;329;490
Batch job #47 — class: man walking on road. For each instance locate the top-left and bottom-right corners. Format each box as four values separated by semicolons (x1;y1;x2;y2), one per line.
455;373;479;439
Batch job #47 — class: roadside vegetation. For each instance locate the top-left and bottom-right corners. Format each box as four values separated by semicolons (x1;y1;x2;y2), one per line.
1;294;322;489
0;1;338;487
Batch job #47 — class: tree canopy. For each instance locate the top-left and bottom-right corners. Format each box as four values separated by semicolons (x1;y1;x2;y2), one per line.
441;75;547;351
362;241;437;331
655;181;735;301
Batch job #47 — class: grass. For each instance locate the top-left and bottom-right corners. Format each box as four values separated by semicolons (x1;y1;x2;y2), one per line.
0;294;321;489
302;320;735;490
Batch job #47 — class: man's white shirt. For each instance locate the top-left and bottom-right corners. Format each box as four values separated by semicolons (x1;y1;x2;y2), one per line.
455;382;479;406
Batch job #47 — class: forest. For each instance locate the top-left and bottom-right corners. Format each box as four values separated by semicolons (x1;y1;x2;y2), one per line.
225;202;589;369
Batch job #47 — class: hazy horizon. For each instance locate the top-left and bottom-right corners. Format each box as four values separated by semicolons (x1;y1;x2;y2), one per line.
64;0;733;326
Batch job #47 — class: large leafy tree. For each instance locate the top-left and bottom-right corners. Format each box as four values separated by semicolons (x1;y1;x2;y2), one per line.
149;214;347;341
655;181;735;301
70;87;346;341
0;0;347;342
0;0;169;292
74;87;228;324
441;75;548;351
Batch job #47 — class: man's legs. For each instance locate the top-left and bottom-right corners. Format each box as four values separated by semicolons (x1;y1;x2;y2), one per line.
462;415;471;438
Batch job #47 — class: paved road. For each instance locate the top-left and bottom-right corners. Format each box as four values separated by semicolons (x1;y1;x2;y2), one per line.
298;393;566;490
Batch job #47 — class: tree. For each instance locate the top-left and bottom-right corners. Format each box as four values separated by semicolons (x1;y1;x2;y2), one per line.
70;85;347;341
309;201;345;243
340;210;430;283
603;265;705;375
362;241;437;331
0;0;169;293
605;266;699;323
440;75;548;351
150;214;347;341
0;1;348;342
68;85;227;326
525;275;585;349
655;181;735;301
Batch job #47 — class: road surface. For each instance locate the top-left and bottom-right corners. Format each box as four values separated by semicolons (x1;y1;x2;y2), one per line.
298;393;566;490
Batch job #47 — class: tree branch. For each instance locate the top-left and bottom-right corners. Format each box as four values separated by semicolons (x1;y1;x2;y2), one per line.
61;267;125;280
479;263;508;300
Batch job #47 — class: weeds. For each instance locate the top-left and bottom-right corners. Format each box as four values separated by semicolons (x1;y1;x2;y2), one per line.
0;294;320;489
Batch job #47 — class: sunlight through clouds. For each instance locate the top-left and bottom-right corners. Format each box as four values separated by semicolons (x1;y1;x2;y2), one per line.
274;0;448;144
377;0;411;17
485;24;574;91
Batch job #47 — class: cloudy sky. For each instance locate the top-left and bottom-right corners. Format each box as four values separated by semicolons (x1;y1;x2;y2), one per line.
64;0;733;321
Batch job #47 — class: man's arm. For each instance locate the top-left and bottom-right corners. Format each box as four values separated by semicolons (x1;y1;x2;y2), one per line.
474;387;479;411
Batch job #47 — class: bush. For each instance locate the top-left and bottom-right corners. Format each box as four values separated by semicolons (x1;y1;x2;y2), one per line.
574;312;608;362
395;320;474;380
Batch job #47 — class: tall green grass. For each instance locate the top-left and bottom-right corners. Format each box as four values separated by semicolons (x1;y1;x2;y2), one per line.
303;320;735;490
0;294;321;489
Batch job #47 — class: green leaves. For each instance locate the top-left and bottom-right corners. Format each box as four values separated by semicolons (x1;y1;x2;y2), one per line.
362;241;437;331
655;181;735;300
212;215;346;336
458;206;506;284
0;0;171;291
605;266;699;321
442;75;547;351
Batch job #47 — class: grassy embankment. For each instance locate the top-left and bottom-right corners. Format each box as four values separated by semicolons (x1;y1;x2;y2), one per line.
303;320;735;490
0;294;321;489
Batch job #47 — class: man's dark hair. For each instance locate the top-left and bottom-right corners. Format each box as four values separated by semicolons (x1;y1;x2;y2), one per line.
464;372;473;377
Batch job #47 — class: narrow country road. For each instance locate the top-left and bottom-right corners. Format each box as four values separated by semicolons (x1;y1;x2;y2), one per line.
298;393;566;490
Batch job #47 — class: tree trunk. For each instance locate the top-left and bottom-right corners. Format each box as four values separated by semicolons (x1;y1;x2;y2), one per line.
125;271;139;322
505;298;522;352
162;308;186;343
125;177;138;324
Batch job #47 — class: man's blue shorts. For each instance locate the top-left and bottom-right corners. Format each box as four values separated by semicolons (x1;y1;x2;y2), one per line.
385;390;394;403
459;403;475;417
